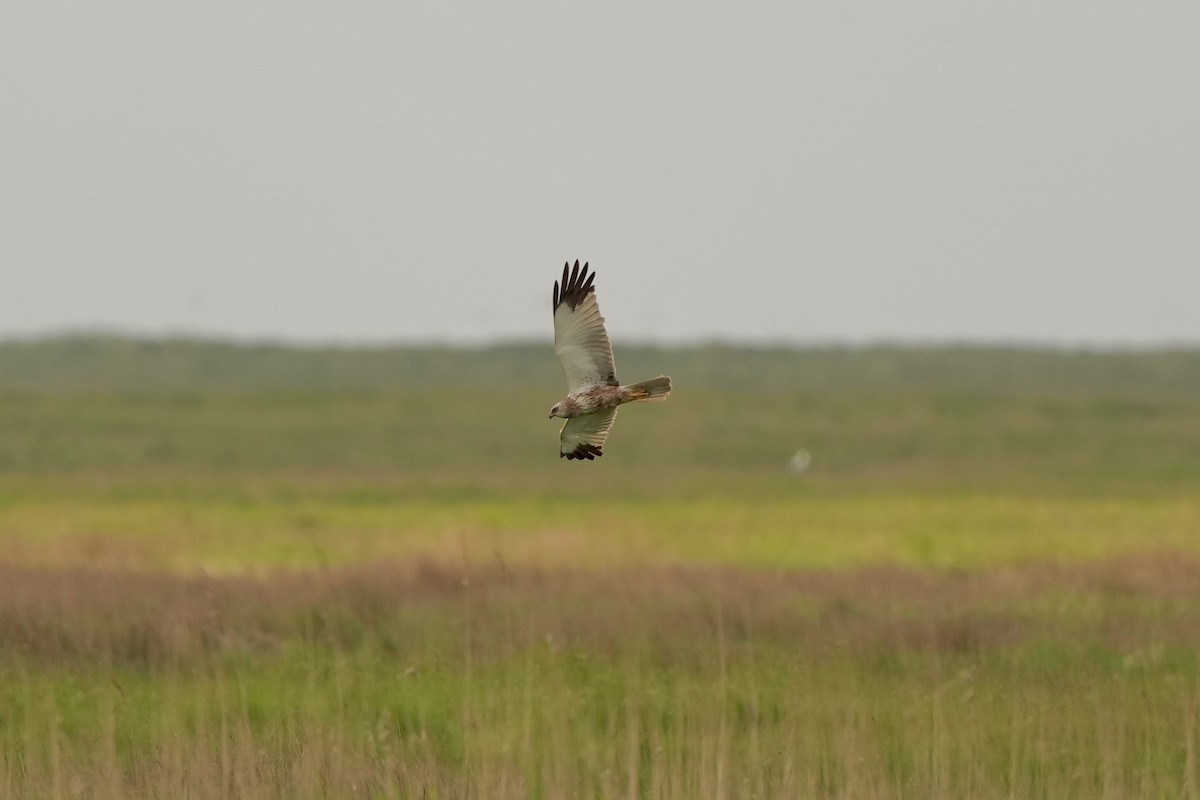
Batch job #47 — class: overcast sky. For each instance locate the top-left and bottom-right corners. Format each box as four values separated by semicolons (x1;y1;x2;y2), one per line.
2;2;1197;345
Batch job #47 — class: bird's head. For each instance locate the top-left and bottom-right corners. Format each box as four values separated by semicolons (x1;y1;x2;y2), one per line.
548;403;562;419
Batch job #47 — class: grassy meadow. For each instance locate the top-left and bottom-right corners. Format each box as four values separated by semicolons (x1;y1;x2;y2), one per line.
1;342;1199;798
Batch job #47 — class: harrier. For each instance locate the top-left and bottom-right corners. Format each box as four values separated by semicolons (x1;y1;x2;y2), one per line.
549;260;672;460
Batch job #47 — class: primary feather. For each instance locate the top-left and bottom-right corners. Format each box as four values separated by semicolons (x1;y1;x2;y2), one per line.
558;408;618;460
553;261;618;391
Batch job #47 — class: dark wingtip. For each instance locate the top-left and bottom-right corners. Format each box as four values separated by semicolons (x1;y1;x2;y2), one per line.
562;443;603;461
553;259;598;311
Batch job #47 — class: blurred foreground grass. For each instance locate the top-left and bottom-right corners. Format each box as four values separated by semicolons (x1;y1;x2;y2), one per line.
1;384;1198;798
2;559;1198;799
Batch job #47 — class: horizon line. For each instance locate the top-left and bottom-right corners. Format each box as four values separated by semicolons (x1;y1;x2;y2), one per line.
3;327;1200;354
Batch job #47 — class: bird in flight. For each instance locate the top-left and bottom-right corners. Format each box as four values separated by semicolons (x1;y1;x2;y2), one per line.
549;260;672;460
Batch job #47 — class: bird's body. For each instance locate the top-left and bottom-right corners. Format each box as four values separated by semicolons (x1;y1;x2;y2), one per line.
549;261;672;460
554;384;627;417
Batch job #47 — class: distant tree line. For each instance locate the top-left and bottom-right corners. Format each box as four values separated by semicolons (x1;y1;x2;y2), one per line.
1;334;1198;394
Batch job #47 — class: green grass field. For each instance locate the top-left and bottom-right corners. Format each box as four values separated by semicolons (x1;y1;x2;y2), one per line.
2;375;1199;798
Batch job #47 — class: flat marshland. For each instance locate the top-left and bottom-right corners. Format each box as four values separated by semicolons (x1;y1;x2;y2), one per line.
1;344;1199;799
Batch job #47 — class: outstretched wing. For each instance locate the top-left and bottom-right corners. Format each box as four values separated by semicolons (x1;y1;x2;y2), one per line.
553;261;617;391
559;408;618;460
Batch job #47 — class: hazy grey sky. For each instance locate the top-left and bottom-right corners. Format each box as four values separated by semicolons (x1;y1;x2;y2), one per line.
2;2;1197;345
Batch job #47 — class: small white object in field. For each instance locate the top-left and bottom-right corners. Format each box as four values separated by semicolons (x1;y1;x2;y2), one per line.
788;449;812;473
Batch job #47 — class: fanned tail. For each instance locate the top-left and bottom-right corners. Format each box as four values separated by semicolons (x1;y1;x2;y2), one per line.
625;376;672;401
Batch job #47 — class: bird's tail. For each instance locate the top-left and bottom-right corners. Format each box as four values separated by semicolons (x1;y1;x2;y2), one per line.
625;375;673;401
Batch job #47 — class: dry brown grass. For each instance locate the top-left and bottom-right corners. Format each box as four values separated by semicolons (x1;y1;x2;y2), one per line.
3;553;1200;667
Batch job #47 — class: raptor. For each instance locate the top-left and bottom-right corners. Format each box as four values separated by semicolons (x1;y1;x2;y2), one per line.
549;261;672;460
